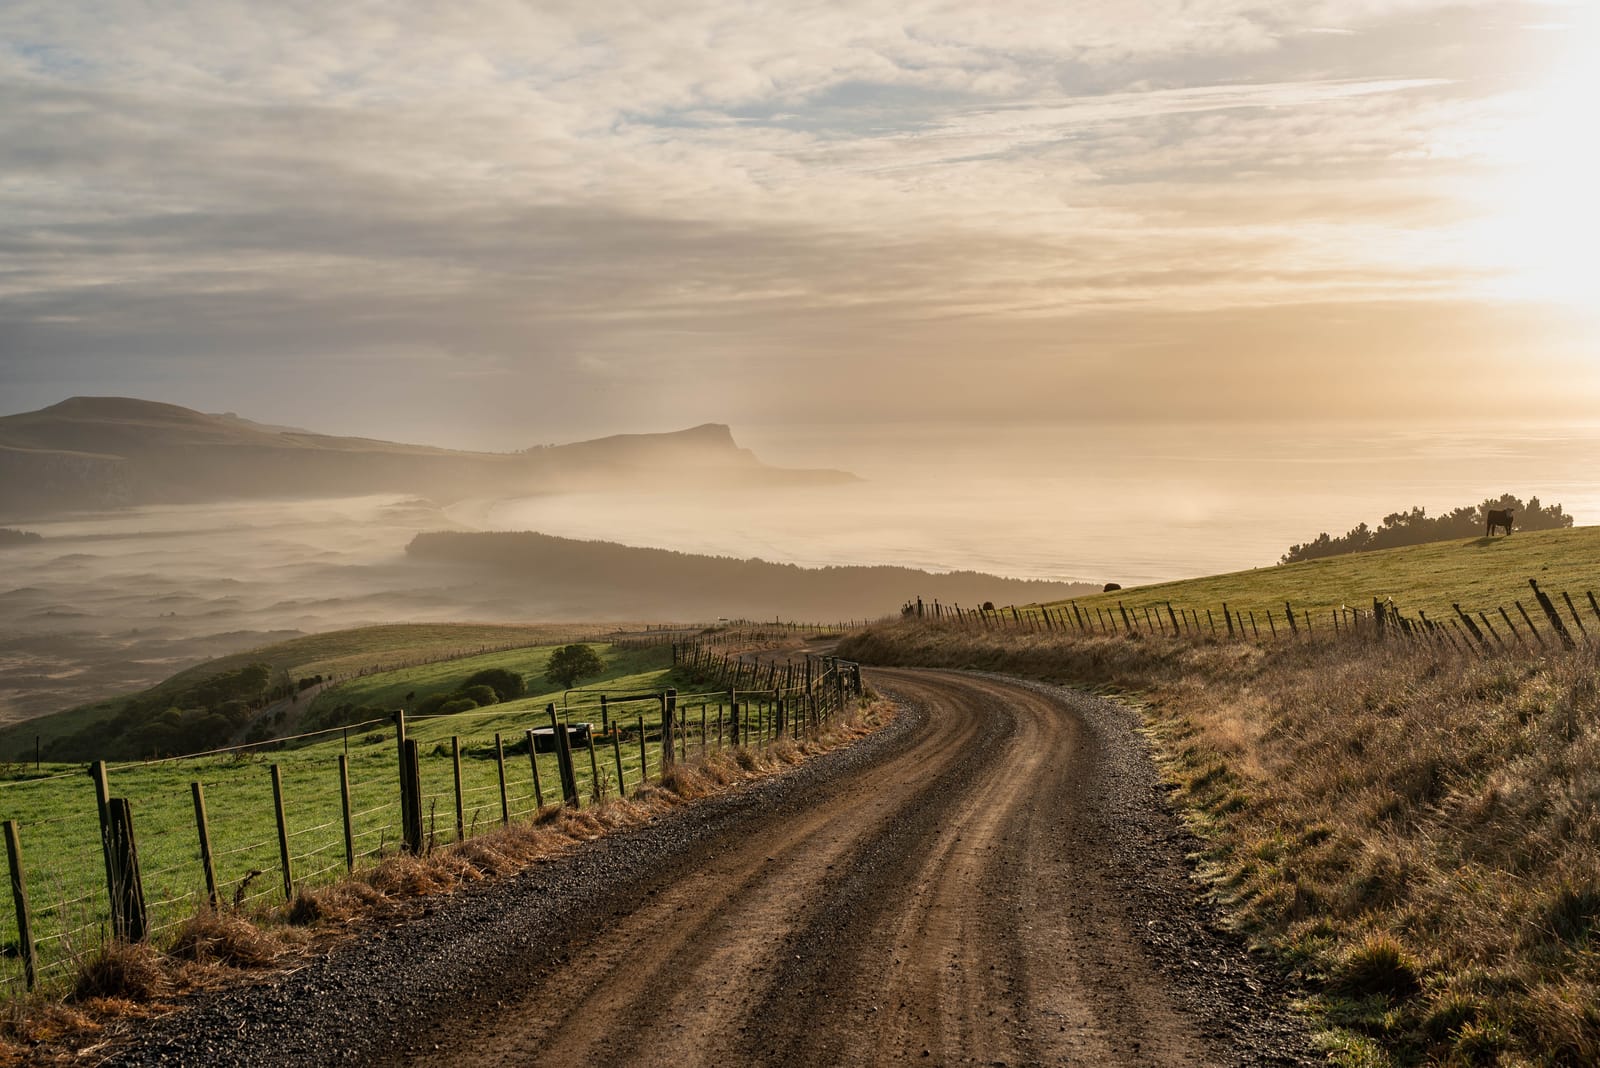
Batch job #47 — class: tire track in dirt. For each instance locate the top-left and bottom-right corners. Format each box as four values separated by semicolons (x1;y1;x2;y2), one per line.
104;669;1312;1067
424;670;1298;1067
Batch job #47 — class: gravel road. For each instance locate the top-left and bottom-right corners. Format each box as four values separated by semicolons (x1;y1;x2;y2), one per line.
101;669;1316;1066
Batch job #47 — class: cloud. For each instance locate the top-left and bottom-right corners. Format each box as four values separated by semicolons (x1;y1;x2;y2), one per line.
0;0;1584;445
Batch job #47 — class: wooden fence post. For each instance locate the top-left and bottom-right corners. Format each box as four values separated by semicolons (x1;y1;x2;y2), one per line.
1560;591;1588;637
393;710;413;854
524;729;544;810
270;764;294;902
1284;602;1298;636
612;728;626;799
658;691;677;770
587;734;602;802
403;739;424;852
494;733;510;824
107;798;147;941
1514;601;1546;648
4;820;37;990
1529;579;1575;648
550;706;579;806
1499;606;1527;649
1453;604;1488;648
90;761;121;937
191;782;219;906
450;738;465;841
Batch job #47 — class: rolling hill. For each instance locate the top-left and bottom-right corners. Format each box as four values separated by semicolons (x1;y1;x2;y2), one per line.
0;397;855;516
405;530;1099;622
1034;525;1600;625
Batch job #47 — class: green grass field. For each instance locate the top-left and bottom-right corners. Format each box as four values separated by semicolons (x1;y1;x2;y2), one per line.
0;622;619;756
0;636;788;994
1039;525;1600;626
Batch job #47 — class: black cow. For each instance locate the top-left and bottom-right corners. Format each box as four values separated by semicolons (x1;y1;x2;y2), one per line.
1486;509;1514;536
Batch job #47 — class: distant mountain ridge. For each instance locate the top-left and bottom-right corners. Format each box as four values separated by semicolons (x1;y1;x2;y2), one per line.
0;397;855;516
406;530;1098;621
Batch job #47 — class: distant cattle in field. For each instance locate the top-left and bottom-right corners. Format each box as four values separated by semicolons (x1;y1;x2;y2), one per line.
1486;509;1514;537
981;601;995;611
1103;582;1122;592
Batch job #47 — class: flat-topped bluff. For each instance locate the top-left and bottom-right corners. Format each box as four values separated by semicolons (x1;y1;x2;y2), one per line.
0;397;855;516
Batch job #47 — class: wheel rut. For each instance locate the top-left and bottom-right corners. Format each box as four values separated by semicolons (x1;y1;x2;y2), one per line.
102;669;1316;1067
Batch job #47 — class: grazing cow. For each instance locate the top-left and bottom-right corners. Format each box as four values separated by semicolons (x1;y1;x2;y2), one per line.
1103;582;1122;592
1486;509;1514;537
981;601;995;612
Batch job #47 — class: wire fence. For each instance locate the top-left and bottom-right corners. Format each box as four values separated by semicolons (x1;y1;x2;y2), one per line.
905;576;1600;656
0;647;862;999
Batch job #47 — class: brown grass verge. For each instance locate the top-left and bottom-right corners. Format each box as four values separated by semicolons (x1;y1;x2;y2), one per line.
0;699;893;1064
839;622;1600;1068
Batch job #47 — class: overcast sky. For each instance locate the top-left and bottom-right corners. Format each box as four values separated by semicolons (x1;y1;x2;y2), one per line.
1;1;1595;450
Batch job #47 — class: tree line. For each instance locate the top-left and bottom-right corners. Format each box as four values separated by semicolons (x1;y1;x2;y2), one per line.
1281;494;1574;564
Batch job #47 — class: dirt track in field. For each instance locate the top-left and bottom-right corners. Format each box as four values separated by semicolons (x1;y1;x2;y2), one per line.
103;669;1311;1066
397;670;1308;1067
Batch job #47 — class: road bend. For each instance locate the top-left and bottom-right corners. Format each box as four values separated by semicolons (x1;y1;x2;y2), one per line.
412;669;1287;1066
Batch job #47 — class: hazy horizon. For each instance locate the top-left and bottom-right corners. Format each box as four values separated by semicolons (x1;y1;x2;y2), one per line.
3;1;1597;450
6;2;1600;720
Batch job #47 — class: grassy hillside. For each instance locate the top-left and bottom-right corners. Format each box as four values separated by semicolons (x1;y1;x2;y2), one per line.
0;643;688;992
302;642;666;730
0;623;616;759
841;621;1600;1066
1042;525;1600;622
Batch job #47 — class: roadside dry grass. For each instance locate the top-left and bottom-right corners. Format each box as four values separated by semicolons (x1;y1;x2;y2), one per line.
0;699;892;1065
839;622;1600;1067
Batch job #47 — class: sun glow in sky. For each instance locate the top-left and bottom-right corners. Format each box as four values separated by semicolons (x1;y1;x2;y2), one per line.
0;1;1596;446
1463;5;1600;306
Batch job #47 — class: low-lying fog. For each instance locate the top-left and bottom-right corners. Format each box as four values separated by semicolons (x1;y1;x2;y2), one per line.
5;421;1599;724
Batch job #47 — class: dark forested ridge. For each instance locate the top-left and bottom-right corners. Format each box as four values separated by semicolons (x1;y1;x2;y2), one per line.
1281;494;1573;564
405;530;1098;621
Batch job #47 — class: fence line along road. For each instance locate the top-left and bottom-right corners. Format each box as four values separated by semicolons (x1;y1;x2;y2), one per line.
0;642;863;998
902;577;1596;656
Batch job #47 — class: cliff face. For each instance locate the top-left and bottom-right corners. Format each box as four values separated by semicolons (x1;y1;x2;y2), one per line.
0;398;854;518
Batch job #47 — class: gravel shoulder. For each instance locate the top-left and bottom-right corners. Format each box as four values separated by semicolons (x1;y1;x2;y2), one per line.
99;669;1316;1067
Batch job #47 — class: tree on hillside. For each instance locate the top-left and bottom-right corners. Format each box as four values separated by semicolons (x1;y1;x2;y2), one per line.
1281;494;1573;564
545;644;604;690
463;667;524;702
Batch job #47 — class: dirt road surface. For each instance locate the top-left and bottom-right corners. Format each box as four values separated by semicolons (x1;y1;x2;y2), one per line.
105;670;1313;1067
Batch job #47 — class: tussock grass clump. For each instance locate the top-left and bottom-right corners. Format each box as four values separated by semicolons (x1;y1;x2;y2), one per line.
71;942;168;1003
840;621;1600;1065
1337;933;1421;999
169;908;288;966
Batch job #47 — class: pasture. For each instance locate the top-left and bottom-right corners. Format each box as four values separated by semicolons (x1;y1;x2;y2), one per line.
0;639;705;993
0;622;621;757
1039;525;1600;623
